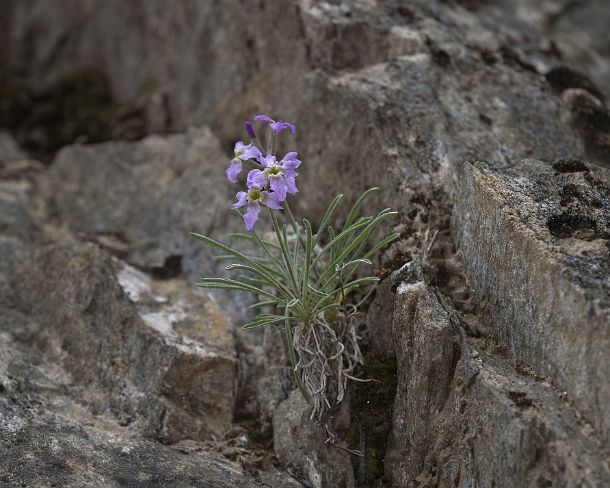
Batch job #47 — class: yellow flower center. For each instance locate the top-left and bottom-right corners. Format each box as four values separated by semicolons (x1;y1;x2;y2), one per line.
267;165;282;176
248;189;262;201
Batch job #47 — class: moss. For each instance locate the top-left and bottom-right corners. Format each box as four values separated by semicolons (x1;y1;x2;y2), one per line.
235;416;273;449
348;352;397;487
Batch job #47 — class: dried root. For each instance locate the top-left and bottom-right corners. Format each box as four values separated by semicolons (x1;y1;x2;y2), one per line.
291;305;367;422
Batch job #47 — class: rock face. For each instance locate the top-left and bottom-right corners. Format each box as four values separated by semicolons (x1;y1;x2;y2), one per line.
454;159;610;443
2;0;610;487
385;261;610;487
0;134;296;486
273;390;355;488
42;126;237;280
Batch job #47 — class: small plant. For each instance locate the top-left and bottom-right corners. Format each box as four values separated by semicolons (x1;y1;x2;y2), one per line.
192;115;398;420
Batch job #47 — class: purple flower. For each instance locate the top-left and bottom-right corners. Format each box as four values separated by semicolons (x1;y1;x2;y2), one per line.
245;121;256;139
233;185;283;231
247;152;300;202
227;141;262;183
253;114;296;134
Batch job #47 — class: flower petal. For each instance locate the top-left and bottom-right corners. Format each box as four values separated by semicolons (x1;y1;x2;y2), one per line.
259;154;276;168
281;157;301;172
270;121;296;134
262;191;283;210
247;169;267;189
233;191;248;209
243;202;261;231
284;175;298;194
245;121;256;138
241;145;262;161
254;114;274;123
226;159;243;183
270;176;288;201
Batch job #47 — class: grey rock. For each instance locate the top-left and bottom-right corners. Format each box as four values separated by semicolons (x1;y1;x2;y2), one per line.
0;132;27;163
3;0;610;485
41;126;273;425
386;261;610;487
4;1;608;220
453;159;610;443
0;332;281;488
43;127;238;280
273;389;355;488
14;241;237;444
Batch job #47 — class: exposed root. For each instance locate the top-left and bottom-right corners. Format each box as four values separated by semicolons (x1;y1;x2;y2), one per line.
291;307;365;421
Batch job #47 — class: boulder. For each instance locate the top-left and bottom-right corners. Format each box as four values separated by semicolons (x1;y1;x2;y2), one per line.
14;241;237;443
453;159;610;443
385;261;610;487
273;389;355;488
43;126;239;280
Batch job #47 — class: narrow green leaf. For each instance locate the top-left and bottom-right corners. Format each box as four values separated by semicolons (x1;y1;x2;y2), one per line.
312;194;343;248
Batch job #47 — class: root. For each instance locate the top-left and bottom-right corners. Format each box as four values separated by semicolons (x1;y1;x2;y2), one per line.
291;308;365;421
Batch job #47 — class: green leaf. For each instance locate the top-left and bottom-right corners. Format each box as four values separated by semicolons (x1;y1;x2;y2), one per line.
312;194;343;247
196;277;283;302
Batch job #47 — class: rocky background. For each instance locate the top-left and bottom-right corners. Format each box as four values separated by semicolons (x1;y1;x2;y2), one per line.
1;1;609;487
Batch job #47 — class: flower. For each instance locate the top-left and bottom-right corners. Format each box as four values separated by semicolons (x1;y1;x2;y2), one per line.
253;114;296;134
247;152;301;202
245;121;256;139
233;185;283;231
227;141;262;183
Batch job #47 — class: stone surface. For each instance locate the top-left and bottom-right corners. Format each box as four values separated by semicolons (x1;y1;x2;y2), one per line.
385;261;610;487
0;131;26;162
0;166;297;487
42;126;238;280
0;332;281;488
4;0;609;221
454;159;610;443
15;240;237;444
40;126;273;424
2;1;610;486
273;389;355;488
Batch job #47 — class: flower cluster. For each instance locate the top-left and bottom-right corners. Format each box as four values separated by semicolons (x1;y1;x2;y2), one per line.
227;114;301;230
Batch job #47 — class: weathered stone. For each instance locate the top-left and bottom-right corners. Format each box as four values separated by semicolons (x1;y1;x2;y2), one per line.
254;325;292;436
41;126;271;426
43;127;238;280
0;331;289;488
453;159;610;443
385;262;461;485
0;131;26;162
386;261;610;487
2;1;610;485
0;181;297;487
4;0;608;220
273;389;355;488
15;241;236;444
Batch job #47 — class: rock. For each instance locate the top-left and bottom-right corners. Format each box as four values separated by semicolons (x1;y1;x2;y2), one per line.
385;261;461;485
385;261;610;487
254;325;292;436
14;241;237;444
0;331;283;488
0;146;299;487
453;159;610;443
0;132;26;162
3;1;610;485
41;125;272;427
43;127;239;281
273;389;355;488
4;0;608;219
